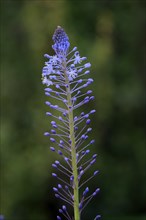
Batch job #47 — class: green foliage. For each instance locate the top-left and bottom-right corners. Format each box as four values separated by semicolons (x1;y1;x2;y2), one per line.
0;0;146;219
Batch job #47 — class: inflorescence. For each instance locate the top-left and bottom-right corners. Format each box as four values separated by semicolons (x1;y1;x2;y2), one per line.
42;26;100;220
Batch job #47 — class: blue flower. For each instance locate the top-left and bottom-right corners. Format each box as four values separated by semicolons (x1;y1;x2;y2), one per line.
42;26;100;220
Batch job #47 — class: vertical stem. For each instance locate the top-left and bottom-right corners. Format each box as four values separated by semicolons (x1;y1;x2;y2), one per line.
64;62;80;220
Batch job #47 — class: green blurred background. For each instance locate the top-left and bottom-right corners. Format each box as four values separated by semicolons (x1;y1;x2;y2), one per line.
0;0;146;220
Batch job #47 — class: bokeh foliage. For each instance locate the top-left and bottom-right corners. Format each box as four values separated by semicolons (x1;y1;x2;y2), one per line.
0;0;146;220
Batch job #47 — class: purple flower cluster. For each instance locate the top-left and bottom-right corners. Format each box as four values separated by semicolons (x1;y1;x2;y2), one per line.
42;26;100;220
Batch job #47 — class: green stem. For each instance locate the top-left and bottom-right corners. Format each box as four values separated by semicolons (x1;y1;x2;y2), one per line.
64;62;80;220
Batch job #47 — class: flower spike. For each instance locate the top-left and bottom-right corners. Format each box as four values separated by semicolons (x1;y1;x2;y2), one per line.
42;26;100;220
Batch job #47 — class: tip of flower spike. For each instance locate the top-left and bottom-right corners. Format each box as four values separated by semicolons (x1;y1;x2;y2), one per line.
52;26;70;55
53;27;66;42
57;216;62;220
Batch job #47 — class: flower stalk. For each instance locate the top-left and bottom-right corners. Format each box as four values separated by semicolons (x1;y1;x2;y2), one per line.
64;63;80;220
42;26;100;220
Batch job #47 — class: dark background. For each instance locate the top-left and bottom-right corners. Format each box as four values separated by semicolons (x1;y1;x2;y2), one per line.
0;0;146;220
